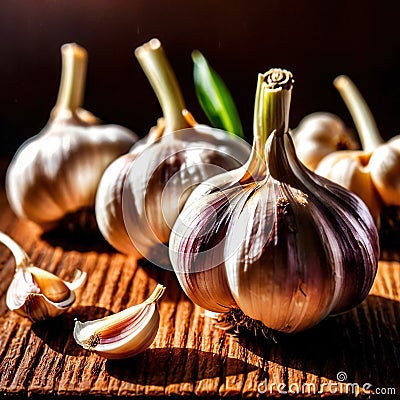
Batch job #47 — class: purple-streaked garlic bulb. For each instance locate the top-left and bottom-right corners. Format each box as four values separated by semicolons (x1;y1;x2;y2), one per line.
169;68;379;333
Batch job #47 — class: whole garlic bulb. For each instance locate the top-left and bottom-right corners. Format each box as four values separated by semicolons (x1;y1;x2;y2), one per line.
292;112;359;170
314;75;400;227
169;69;379;333
95;39;250;265
0;231;86;322
6;43;137;231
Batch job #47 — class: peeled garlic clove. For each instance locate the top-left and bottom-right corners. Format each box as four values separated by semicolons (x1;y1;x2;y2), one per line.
170;69;379;334
6;43;137;231
6;267;87;322
24;266;72;303
0;231;86;322
293;112;359;170
73;284;165;359
6;269;77;321
95;39;250;266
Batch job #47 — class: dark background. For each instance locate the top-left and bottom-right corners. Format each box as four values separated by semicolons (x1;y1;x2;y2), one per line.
1;0;400;157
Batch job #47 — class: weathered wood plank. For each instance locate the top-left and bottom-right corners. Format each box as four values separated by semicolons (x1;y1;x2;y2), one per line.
0;187;399;398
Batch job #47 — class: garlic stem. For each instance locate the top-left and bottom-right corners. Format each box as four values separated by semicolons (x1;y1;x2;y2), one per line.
135;39;190;133
144;283;167;304
334;75;383;152
53;43;87;115
247;69;293;174
0;231;31;270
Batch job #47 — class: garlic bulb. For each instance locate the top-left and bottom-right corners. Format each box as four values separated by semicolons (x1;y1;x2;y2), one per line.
0;231;86;322
73;284;165;359
315;75;400;226
169;68;379;333
369;137;400;206
293;112;359;170
315;149;381;224
95;39;250;266
6;43;137;231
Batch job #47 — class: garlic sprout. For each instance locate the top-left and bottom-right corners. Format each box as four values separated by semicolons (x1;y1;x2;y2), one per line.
0;231;86;322
169;68;379;333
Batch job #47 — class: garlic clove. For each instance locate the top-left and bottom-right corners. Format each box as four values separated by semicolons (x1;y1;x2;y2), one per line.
6;266;86;322
73;284;165;359
23;266;71;303
0;231;86;322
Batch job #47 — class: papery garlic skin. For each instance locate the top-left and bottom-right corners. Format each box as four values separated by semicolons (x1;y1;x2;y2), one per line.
95;39;250;266
369;137;400;206
120;129;250;267
293;112;358;170
95;153;140;256
73;284;165;359
170;69;379;334
0;231;86;322
6;43;137;231
315;150;381;224
7;123;136;230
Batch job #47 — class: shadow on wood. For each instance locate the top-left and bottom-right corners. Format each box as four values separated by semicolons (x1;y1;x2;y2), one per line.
238;294;399;388
106;346;257;386
41;228;116;254
32;305;111;356
138;258;182;298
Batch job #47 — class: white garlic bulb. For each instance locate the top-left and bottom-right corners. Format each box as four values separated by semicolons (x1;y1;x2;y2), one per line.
292;112;359;170
0;231;86;322
169;69;379;334
74;284;165;359
313;75;400;228
95;39;250;266
6;43;137;231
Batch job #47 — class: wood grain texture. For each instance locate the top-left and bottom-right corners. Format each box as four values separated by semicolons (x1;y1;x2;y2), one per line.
0;188;399;399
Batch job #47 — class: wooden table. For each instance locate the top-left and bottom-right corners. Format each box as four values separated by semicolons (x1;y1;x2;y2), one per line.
0;183;399;398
